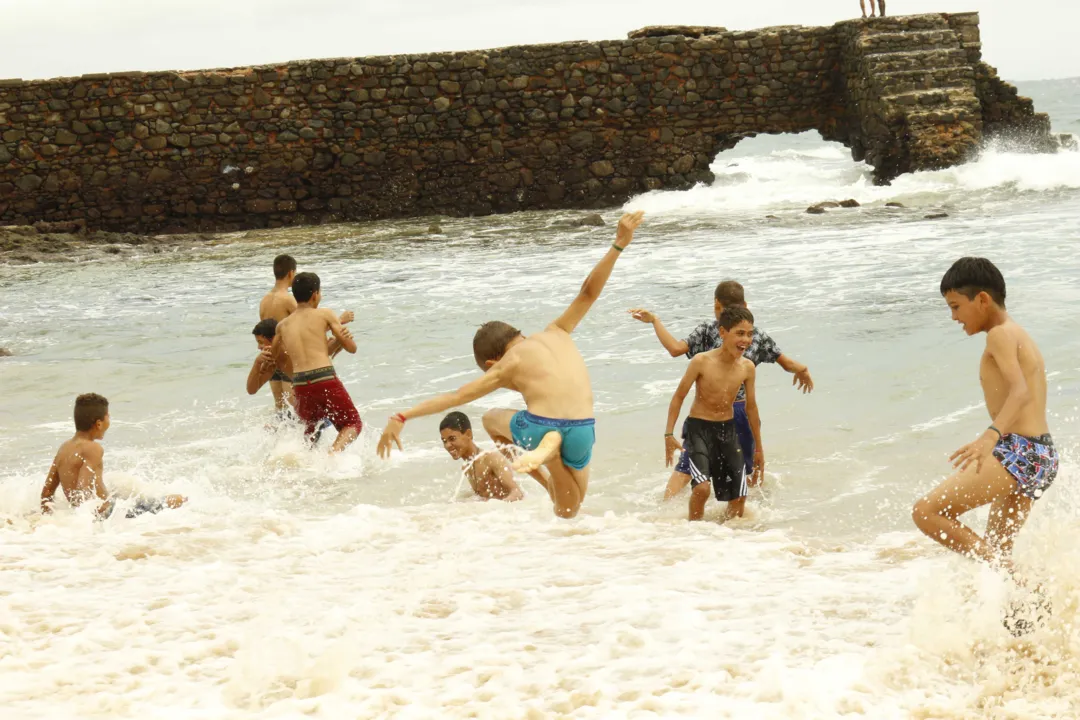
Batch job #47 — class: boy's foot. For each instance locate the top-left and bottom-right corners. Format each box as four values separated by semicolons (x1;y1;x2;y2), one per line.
512;431;562;473
1003;585;1052;637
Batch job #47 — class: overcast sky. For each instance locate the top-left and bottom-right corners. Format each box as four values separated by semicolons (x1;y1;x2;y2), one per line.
0;0;1074;82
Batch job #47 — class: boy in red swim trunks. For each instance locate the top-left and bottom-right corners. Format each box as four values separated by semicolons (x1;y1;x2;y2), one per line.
272;272;362;452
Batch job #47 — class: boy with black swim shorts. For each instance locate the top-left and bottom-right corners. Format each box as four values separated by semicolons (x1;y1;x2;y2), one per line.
259;254;299;411
665;306;763;521
272;272;362;453
913;258;1059;576
631;280;812;499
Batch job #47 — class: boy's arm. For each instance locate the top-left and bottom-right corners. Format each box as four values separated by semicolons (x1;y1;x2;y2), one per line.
743;362;764;486
40;459;61;513
327;311;354;358
481;453;524;501
777;353;814;393
325;310;357;354
665;359;700;466
246;348;276;395
549;211;644;334
951;328;1030;471
377;360;514;457
628;309;690;357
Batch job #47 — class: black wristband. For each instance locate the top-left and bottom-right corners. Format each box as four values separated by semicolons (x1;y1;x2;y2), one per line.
988;425;1002;439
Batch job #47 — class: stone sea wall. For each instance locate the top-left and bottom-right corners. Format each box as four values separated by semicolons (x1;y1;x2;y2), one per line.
0;12;1057;233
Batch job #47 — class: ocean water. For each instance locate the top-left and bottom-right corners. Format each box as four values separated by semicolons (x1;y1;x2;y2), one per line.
1;78;1079;719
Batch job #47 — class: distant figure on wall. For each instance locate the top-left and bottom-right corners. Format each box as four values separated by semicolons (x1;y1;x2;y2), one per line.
861;0;886;18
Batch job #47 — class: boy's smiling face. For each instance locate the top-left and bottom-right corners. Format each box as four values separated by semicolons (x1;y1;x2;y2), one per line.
944;290;987;335
720;320;754;355
440;428;473;460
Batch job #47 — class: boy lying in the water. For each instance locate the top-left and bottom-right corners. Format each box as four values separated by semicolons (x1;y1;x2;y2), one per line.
377;211;646;518
41;393;186;519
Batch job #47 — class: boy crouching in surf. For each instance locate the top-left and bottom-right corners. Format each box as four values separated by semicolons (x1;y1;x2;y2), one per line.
41;393;186;519
665;307;763;521
377;211;646;518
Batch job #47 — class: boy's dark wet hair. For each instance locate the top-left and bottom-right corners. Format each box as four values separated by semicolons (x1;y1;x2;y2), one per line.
439;411;472;433
719;305;754;331
74;393;109;432
473;321;522;367
940;257;1006;307
292;272;321;303
273;254;297;280
715;280;746;307
252;318;277;339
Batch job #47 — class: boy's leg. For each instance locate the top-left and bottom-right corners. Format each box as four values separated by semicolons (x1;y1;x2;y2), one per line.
483;408;551;496
912;458;1019;567
689;482;711;521
513;431;561;473
544;458;589;519
270;380;286;410
985;491;1033;559
664;471;691;500
724;496;747;519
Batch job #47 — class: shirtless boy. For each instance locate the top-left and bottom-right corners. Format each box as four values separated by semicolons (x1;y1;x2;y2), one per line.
440;412;524;501
631;280;812;499
912;258;1058;576
272;272;362;452
377;211;646;518
40;393;186;519
665;307;763;521
259;254;299;410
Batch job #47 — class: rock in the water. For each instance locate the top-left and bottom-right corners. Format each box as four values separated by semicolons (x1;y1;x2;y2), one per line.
765;214;779;220
806;205;827;215
571;213;605;227
428;224;443;234
839;198;860;208
0;347;12;357
925;212;949;219
885;201;905;208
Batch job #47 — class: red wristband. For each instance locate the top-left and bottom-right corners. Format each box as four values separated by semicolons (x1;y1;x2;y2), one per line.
392;413;406;424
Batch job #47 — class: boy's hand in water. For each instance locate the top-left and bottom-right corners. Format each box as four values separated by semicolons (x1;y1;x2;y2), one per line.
750;449;765;486
377;418;404;458
339;310;354;325
613;210;645;250
664;434;683;467
628;308;656;324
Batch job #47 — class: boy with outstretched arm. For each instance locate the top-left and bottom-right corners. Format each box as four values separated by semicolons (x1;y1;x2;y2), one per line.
41;393;186;519
259;254;299;410
377;211;646;518
439;412;524;501
630;280;812;499
272;272;362;453
665;307;763;521
912;258;1058;578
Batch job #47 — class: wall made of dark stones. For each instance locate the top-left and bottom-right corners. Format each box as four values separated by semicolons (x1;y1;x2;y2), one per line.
0;12;1055;233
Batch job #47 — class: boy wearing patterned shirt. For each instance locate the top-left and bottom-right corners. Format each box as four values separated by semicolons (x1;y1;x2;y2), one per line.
630;280;813;498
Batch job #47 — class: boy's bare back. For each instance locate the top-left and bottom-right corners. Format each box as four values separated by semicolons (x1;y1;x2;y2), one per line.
48;437;107;509
981;321;1049;437
688;351;754;421
275;307;348;374
259;289;297;322
500;327;594;419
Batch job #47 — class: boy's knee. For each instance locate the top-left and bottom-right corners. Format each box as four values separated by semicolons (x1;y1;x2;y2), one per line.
911;497;936;529
691;483;711;501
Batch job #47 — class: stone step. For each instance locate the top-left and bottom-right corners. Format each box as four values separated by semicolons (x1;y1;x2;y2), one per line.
861;48;970;73
855;30;960;54
880;89;973;109
902;108;981;127
875;67;975;94
851;15;953;34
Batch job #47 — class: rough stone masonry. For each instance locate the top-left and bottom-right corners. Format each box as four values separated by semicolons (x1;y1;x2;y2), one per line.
0;12;1060;233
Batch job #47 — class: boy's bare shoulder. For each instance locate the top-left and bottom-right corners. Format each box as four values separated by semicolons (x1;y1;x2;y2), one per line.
986;322;1030;350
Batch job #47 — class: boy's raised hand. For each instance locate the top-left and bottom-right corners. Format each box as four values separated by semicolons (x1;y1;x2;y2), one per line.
339;310;355;325
628;308;656;323
614;210;645;250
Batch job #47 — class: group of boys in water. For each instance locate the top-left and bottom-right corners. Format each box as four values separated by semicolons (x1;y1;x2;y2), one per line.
39;211;1060;630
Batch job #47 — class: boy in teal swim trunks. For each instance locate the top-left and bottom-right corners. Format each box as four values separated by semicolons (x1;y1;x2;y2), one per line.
377;211;646;518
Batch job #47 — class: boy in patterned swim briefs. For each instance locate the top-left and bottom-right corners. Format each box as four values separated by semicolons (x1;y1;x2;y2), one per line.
913;257;1059;576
